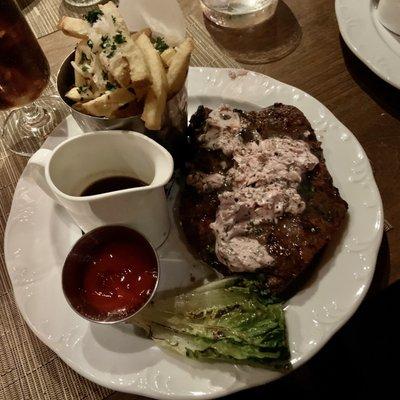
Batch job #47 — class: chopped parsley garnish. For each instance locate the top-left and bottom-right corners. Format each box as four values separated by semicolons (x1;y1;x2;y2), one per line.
112;16;116;23
106;82;117;91
84;10;103;25
113;32;126;44
87;39;93;49
100;35;117;57
154;36;169;53
100;35;110;49
77;86;88;94
81;65;89;72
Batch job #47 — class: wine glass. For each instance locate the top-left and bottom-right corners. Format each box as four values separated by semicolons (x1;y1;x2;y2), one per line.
0;0;68;157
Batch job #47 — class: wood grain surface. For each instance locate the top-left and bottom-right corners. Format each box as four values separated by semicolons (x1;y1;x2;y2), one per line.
3;0;398;398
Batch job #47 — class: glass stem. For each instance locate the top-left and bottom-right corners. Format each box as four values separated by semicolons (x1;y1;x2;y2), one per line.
19;102;50;139
21;103;46;125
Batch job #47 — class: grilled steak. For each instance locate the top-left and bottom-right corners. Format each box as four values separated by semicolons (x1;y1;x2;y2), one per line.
180;103;348;295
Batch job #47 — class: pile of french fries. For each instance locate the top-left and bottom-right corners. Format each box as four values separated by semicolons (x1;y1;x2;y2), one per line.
58;1;194;130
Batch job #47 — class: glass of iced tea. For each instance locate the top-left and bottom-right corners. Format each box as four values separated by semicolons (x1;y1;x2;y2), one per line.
0;0;68;157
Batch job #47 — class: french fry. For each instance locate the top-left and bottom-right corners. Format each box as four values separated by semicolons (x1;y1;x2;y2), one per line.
96;2;151;94
99;1;129;32
93;3;131;88
121;41;151;96
135;33;168;130
167;38;194;98
141;90;159;129
100;52;131;88
90;54;108;91
100;41;151;92
160;48;176;68
81;88;135;117
65;86;95;102
74;40;88;87
58;17;89;39
130;28;152;42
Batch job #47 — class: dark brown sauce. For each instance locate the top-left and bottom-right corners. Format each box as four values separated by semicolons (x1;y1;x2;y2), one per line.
81;176;147;197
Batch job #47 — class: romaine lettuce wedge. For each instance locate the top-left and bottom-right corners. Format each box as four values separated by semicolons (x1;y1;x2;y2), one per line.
132;277;291;370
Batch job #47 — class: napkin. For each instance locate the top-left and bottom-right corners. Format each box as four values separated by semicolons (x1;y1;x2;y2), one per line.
118;0;187;45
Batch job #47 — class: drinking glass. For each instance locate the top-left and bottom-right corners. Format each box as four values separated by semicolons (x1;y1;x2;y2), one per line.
200;0;278;29
0;0;68;157
200;0;302;64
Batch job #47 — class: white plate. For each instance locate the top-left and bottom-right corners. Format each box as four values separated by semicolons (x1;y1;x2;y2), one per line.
4;67;383;399
336;0;400;89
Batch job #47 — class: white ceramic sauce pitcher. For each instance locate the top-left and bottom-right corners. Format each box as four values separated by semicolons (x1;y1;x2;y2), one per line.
27;131;174;247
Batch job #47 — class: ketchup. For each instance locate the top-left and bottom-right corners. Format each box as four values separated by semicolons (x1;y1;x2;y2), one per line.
63;226;158;322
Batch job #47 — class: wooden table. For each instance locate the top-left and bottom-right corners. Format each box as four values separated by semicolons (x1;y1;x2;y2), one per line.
13;0;400;397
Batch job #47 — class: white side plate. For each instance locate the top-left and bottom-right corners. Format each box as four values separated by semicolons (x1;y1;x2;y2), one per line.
4;67;383;399
336;0;400;89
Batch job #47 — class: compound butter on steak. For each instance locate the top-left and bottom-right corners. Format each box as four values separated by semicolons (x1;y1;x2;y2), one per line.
180;104;348;294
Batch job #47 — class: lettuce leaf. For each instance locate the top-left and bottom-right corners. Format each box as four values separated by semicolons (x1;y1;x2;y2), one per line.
132;277;291;370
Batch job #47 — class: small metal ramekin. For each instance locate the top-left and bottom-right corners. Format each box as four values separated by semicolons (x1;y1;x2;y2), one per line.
56;51;188;136
62;225;160;324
